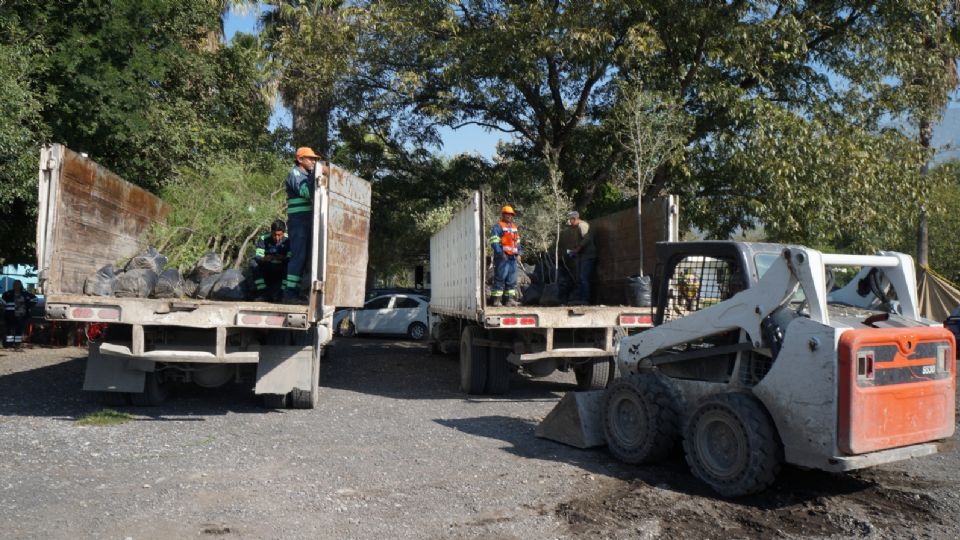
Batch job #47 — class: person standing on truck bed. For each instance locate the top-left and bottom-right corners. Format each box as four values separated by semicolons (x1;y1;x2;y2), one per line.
283;147;324;304
489;205;522;307
558;210;596;305
251;219;291;302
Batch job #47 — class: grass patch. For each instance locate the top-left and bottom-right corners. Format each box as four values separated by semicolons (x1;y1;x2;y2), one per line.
75;409;134;426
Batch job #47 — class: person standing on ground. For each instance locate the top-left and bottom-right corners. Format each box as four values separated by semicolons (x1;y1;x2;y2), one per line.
283;147;325;304
558;210;597;305
2;280;36;348
489;205;522;307
250;219;291;302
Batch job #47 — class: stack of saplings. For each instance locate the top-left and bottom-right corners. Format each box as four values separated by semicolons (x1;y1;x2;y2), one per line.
82;248;248;301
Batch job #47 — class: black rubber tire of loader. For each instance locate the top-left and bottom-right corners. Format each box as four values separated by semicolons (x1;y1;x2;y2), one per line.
459;326;489;394
683;392;783;498
603;373;684;464
574;357;616;390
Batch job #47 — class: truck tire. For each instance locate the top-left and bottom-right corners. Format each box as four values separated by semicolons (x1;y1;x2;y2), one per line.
408;321;428;341
603;374;683;464
129;372;169;407
459;326;488;394
262;393;287;409
683;392;782;497
290;347;321;409
99;391;130;406
486;346;510;395
574;357;615;390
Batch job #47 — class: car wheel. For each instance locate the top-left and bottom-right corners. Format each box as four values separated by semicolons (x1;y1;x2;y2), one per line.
339;320;356;338
408;321;428;340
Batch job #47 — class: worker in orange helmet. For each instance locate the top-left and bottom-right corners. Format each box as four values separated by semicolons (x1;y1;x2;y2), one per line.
283;146;326;304
488;205;522;307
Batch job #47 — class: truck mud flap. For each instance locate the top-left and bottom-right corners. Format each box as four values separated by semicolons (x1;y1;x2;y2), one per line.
83;342;147;393
255;346;314;395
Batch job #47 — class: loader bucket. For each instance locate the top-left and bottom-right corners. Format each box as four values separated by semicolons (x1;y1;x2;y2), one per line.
535;390;607;449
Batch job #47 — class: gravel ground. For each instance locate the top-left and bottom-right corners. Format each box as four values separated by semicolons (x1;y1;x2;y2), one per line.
1;339;959;540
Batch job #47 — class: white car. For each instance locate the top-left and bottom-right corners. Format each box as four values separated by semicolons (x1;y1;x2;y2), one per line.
333;294;430;340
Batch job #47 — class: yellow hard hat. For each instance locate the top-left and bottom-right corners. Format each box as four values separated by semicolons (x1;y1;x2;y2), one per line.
501;205;515;215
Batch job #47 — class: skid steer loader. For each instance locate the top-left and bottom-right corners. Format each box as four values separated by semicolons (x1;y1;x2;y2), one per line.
538;241;955;497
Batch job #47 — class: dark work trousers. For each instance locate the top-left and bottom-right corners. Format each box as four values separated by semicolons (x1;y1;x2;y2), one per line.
250;259;287;299
492;255;518;297
558;256;596;303
285;212;313;296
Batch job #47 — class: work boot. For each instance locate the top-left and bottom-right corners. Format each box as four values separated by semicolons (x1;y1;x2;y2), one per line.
488;295;503;307
504;296;520;307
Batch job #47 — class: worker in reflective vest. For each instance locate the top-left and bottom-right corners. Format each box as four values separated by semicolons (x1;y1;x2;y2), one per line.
489;205;522;307
283;146;324;304
250;219;291;302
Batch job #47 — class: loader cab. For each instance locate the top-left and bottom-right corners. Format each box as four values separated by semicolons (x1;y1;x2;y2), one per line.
652;242;783;326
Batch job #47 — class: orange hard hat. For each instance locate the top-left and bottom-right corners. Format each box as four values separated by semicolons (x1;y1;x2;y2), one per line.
295;147;322;160
501;205;515;215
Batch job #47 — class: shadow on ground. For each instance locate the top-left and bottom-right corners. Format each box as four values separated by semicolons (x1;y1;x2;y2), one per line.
0;347;272;419
323;336;581;401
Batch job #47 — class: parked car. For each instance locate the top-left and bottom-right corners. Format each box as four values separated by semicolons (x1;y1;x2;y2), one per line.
334;294;430;340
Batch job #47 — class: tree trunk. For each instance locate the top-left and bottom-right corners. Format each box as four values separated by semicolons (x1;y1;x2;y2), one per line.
918;116;932;267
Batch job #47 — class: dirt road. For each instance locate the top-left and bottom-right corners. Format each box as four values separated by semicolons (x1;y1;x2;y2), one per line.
1;339;958;539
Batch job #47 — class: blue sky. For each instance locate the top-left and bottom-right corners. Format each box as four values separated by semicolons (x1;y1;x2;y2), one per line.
225;8;960;162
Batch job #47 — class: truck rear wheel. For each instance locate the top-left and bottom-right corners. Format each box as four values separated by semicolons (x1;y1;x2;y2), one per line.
262;393;287;409
289;349;320;409
603;374;683;464
486;346;510;395
683;392;782;497
459;326;488;394
99;391;130;406
129;372;169;407
574;357;615;390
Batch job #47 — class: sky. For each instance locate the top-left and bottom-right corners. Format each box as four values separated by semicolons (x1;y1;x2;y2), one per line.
224;8;960;163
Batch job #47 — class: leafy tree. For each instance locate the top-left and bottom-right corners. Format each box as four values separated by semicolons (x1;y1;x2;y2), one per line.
0;0;274;264
150;158;289;271
915;161;960;281
356;0;960;254
259;0;358;154
0;26;48;264
611;85;689;270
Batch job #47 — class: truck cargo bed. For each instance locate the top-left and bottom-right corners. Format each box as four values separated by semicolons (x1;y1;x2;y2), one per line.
45;293;315;330
432;303;654;329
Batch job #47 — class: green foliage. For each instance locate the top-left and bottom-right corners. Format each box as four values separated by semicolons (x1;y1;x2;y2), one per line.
922;161;960;282
149;158;289;271
75;409;134;427
0;0;273;264
0;32;47;264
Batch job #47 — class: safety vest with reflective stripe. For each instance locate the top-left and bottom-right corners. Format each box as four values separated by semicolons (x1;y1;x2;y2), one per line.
255;233;290;264
285;166;313;215
490;221;520;256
